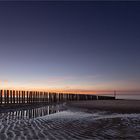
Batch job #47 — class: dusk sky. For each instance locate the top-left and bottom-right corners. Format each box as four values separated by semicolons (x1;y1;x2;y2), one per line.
0;1;140;92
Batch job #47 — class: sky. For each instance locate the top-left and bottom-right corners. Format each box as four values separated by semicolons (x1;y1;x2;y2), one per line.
0;1;140;93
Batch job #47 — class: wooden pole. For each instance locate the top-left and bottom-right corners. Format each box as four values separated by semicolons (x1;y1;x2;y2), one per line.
31;91;33;103
18;91;21;104
27;91;29;103
7;90;9;104
22;91;24;104
16;91;18;104
13;90;15;104
10;90;12;104
0;90;2;104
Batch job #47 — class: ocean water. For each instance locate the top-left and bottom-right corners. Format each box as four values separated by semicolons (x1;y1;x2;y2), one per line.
116;94;140;100
97;92;140;100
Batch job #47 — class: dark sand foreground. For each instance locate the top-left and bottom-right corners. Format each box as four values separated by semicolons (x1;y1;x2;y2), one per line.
67;100;140;113
0;101;140;140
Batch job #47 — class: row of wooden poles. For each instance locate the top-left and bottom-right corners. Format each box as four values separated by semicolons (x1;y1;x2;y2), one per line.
0;89;115;104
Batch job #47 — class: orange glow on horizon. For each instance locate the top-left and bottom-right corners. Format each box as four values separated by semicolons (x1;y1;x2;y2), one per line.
0;85;140;95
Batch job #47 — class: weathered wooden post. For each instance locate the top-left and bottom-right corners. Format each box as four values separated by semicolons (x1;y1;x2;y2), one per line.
73;94;75;100
33;91;35;103
34;91;36;103
13;90;15;104
72;94;74;100
57;93;60;102
39;91;41;102
24;91;25;103
37;91;39;103
44;92;46;102
4;90;6;104
42;92;44;102
69;94;72;101
27;91;29;103
52;93;54;102
38;92;40;102
76;94;78;101
50;93;53;102
71;94;73;100
63;93;65;101
66;93;69;101
90;95;92;100
60;93;62;101
21;91;24;104
36;91;38;103
80;94;82;100
22;91;24;103
32;91;35;103
38;91;40;102
30;91;32;103
0;90;2;104
45;92;47;103
7;90;9;104
29;91;31;103
68;94;70;101
35;91;37;103
32;91;34;103
86;95;88;100
16;91;18;104
54;93;57;102
59;93;61;101
10;90;12;104
19;91;21;104
47;92;49;102
49;93;51;103
97;95;98;100
31;91;33;103
40;92;42;102
88;95;90;100
30;91;31;103
43;92;45;102
28;91;30;103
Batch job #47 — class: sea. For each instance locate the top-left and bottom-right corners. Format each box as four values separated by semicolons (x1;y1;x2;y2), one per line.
97;91;140;100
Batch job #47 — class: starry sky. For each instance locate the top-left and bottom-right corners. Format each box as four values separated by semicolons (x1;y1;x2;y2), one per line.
0;1;140;92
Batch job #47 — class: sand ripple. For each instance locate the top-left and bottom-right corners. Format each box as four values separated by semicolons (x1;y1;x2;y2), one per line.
0;105;140;140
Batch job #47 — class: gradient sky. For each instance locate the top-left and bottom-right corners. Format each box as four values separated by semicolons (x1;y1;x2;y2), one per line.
0;1;140;92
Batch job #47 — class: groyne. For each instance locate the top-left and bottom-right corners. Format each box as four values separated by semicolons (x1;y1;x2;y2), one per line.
0;89;115;105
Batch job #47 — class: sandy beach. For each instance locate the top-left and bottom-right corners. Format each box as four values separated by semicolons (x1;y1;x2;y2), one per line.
0;101;140;139
67;100;140;113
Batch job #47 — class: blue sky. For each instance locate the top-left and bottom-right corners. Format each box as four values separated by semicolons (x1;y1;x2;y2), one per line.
0;1;140;92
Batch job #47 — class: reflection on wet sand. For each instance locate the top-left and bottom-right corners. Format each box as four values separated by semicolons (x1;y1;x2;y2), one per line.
0;104;140;139
0;104;64;122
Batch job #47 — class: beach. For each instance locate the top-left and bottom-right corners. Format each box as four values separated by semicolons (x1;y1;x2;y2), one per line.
0;100;140;139
67;100;140;113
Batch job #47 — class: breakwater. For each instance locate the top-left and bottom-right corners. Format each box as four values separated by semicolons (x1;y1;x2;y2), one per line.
0;89;115;105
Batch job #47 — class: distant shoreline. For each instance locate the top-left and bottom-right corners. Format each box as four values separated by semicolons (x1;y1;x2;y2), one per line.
67;100;140;113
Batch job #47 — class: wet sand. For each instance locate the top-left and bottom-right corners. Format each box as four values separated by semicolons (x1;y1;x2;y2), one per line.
67;100;140;113
0;102;140;139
